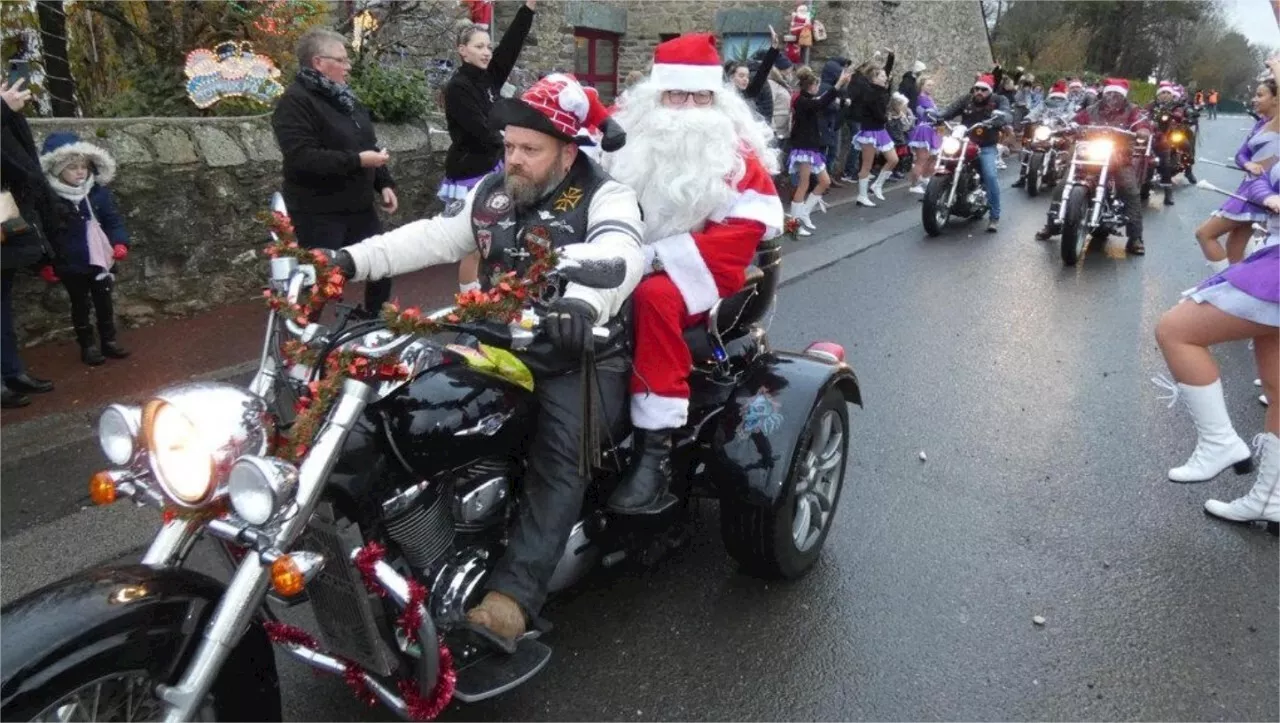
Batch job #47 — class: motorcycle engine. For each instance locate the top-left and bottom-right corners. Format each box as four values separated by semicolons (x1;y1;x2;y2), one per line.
381;457;511;571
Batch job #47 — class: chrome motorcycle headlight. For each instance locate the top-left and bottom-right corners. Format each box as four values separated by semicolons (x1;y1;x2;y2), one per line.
941;137;962;155
98;404;141;466
1085;140;1115;161
141;382;273;508
228;455;298;525
1170;130;1186;144
1033;125;1051;142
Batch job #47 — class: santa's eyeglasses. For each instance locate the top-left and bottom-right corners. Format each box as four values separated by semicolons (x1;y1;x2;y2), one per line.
664;90;715;105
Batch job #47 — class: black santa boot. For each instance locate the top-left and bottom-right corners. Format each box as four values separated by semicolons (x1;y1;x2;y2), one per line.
1163;184;1175;206
608;429;678;515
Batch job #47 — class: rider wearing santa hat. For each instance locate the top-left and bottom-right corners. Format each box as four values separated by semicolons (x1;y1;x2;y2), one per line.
1148;80;1198;203
602;33;785;515
1036;77;1152;254
1014;79;1075;189
328;73;646;647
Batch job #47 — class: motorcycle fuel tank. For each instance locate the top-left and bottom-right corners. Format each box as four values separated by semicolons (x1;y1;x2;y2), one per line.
372;358;537;480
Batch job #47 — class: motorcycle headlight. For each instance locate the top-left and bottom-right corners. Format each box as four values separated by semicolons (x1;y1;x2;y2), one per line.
98;404;141;466
141;382;274;508
1033;125;1051;142
1085;140;1115;161
228;455;298;525
1170;130;1186;144
941;137;962;155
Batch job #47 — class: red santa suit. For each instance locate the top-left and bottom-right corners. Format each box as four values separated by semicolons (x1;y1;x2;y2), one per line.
624;34;785;431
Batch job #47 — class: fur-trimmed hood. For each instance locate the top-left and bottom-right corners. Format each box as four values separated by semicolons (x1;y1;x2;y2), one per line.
39;132;117;185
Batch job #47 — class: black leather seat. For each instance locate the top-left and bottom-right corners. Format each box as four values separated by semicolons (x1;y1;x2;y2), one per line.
684;236;782;364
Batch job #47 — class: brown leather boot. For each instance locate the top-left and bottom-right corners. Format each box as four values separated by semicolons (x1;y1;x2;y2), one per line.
465;590;526;649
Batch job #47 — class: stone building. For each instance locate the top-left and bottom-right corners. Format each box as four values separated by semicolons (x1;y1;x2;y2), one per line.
473;0;993;104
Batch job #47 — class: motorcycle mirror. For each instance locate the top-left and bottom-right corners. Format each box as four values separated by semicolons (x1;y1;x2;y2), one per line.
270;192;289;218
556;257;627;289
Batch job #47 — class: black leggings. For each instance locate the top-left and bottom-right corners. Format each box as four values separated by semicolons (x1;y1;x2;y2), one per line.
290;207;391;313
60;272;117;345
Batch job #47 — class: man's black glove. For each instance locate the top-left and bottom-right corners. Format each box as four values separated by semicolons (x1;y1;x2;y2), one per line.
313;248;356;277
543;297;596;359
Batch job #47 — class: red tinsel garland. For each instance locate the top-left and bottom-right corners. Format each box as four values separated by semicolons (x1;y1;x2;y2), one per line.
262;615;457;720
259;211;559;464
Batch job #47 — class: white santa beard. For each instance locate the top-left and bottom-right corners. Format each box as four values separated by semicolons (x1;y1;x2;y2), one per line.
606;106;742;242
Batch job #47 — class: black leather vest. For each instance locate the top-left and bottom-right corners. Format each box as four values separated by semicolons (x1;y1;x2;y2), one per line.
470;155;609;302
467;154;630;376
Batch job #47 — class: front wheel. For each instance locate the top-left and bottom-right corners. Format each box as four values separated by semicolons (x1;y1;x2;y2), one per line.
1026;152;1045;197
922;175;952;237
720;387;849;579
1060;185;1091;266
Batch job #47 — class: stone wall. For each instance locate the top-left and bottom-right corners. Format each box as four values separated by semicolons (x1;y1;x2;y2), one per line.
14;116;449;345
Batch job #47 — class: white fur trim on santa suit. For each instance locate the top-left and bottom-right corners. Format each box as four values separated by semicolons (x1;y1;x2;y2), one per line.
1103;84;1128;96
649;63;724;93
652;232;720;314
709;189;784;239
631;393;689;430
973;80;992;91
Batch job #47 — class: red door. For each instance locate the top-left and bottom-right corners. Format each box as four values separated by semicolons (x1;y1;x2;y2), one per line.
573;29;620;104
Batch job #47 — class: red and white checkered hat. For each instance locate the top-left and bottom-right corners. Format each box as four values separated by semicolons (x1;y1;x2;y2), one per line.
492;73;612;144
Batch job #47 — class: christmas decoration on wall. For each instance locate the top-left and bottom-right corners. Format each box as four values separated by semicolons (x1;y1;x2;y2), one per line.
185;40;283;109
229;0;324;37
463;0;494;29
784;0;824;65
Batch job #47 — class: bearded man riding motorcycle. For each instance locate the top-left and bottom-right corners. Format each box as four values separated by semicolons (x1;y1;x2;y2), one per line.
937;73;1011;232
324;74;646;649
1036;78;1153;255
601;33;785;514
1147;80;1198;206
1013;79;1075;189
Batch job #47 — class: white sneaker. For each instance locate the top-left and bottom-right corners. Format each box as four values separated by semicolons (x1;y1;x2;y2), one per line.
908;183;927;195
1161;378;1254;483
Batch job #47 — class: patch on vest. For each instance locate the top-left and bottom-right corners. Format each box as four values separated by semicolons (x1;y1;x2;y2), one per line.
443;199;465;217
523;226;553;251
553;186;584;212
477;229;493;258
486;192;512;213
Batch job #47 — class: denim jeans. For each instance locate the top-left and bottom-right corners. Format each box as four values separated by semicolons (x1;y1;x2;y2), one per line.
976;144;1002;221
2;268;24;379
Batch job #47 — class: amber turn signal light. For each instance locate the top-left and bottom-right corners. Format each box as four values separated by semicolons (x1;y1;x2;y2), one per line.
89;471;118;505
271;555;306;597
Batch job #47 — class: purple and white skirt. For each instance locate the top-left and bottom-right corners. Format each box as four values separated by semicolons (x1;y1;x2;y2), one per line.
787;149;827;175
1212;172;1271;223
438;162;503;202
854;129;895;152
1183;282;1280;327
908;125;941;154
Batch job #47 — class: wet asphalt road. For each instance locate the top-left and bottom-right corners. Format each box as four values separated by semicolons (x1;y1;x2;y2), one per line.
2;116;1276;721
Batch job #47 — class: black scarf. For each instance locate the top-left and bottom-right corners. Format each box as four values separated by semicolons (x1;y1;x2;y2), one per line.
297;67;358;114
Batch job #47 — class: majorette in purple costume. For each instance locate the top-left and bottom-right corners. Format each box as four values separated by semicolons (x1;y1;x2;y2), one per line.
1186;163;1280;327
1213;117;1280;223
908;92;940;155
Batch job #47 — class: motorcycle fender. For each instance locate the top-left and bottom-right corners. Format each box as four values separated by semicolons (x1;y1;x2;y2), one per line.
1;565;281;721
705;350;861;509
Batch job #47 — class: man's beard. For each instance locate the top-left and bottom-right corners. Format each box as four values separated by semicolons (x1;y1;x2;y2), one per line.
605;105;741;241
503;165;567;208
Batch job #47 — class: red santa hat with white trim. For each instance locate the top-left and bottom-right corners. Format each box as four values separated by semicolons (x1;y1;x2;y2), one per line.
1102;77;1129;97
649;32;724;93
491;73;617;147
1048;80;1069;99
973;74;996;92
1157;80;1181;98
1068;79;1084;90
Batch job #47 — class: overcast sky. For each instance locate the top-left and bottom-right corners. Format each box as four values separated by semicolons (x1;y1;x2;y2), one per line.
1223;0;1280;49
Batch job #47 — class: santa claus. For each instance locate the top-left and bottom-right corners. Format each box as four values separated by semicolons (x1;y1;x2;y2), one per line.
602;33;784;514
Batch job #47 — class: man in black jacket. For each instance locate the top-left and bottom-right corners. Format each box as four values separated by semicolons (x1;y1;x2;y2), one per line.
899;60;926;111
937;74;1010;232
272;28;398;314
0;79;56;408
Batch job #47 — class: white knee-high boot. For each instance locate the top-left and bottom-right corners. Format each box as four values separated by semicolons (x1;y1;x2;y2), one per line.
856;178;875;207
870;168;893;200
1204;432;1280;527
789;201;814;234
1167;379;1254;483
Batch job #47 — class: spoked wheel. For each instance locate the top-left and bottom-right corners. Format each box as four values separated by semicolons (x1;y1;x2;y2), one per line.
30;671;180;722
1060;185;1090;266
1026;152;1044;197
720;388;849;579
922;176;952;237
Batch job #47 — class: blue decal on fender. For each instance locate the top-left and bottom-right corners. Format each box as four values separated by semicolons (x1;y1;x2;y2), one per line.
736;387;784;441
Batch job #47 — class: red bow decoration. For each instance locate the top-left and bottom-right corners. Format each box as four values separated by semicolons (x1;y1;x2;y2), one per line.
112;244;128;261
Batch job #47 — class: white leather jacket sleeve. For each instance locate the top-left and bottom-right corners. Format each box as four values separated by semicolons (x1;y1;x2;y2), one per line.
342;187;478;282
559;180;646;324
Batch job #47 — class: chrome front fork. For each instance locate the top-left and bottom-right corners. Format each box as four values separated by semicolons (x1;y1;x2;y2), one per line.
159;380;374;722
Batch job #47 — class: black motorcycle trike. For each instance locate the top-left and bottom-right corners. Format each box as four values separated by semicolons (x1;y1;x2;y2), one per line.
0;195;862;721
